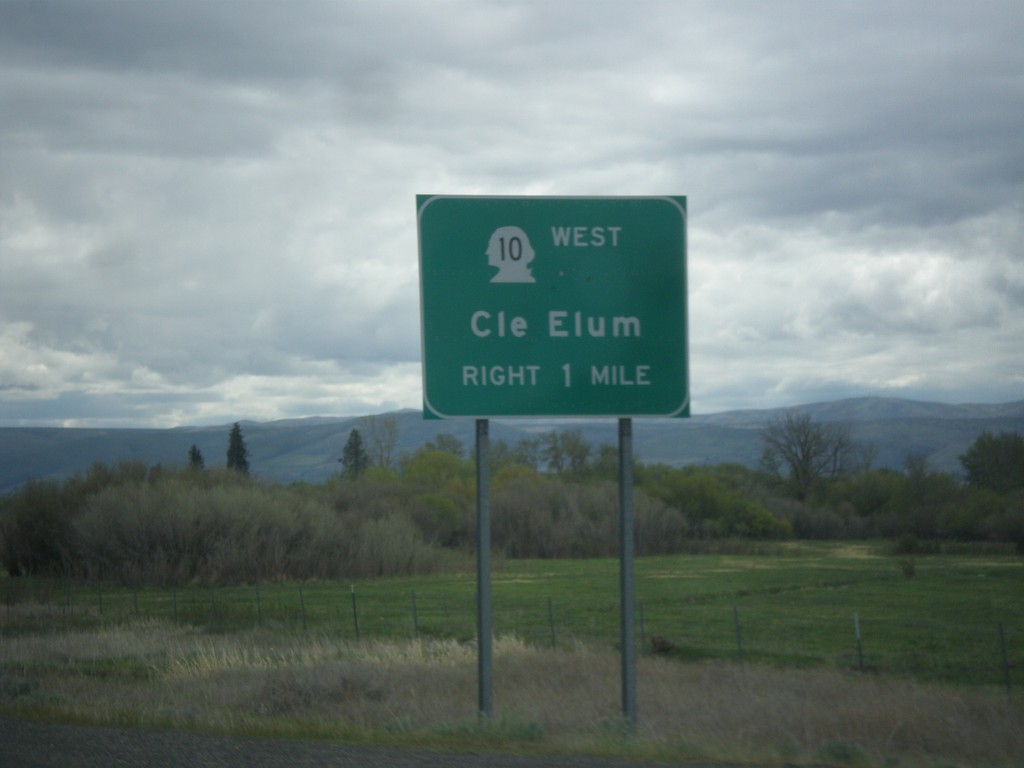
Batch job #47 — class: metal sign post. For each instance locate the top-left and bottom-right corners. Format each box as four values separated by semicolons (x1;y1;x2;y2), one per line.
417;195;687;729
619;417;637;731
475;418;493;718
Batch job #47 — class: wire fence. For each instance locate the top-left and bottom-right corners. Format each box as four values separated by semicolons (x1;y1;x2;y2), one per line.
2;576;1017;694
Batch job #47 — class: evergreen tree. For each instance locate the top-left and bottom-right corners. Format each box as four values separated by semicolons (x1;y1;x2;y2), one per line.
226;422;249;475
187;443;205;470
960;431;1024;493
340;428;369;479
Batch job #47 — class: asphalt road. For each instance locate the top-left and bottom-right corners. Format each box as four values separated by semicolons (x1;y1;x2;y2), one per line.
0;717;727;768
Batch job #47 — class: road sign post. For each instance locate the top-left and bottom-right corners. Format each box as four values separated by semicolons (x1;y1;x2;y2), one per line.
417;195;687;728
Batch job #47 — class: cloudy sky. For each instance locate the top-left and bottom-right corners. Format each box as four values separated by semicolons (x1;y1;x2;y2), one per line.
1;0;1022;427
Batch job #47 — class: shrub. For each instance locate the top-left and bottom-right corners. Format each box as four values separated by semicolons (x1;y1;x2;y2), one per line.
492;475;621;558
775;499;848;539
635;494;692;554
408;493;471;548
645;468;790;539
980;491;1024;553
0;479;75;576
68;471;451;584
347;511;448;578
0;461;155;577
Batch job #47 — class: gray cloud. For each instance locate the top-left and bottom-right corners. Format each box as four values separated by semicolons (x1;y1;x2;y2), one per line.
1;1;1022;426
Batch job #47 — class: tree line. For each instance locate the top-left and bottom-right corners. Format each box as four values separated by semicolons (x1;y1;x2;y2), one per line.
1;414;1021;584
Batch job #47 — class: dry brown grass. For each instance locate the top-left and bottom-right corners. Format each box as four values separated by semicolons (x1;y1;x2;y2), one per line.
2;622;1022;767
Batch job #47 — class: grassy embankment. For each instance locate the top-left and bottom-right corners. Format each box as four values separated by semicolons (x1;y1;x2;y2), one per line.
2;542;1023;767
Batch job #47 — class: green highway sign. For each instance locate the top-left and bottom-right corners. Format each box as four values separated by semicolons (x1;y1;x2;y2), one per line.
417;195;688;418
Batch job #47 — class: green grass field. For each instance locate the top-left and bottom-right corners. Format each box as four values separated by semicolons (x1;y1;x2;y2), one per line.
3;543;1024;767
4;542;1021;690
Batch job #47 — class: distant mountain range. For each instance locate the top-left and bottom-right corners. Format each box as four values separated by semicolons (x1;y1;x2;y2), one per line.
2;397;1023;493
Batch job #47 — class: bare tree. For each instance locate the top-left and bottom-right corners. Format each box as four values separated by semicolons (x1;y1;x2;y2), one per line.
540;430;566;474
760;412;860;499
539;429;592;476
426;432;465;458
560;429;592;476
360;415;399;470
511;437;541;470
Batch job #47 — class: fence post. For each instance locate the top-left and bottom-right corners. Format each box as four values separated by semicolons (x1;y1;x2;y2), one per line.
299;584;307;633
854;613;864;672
255;583;262;628
351;585;360;640
999;623;1012;696
411;590;419;638
547;596;557;649
638;600;646;649
733;606;744;662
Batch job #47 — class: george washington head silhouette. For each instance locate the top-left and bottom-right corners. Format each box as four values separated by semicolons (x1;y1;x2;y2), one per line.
486;225;535;283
